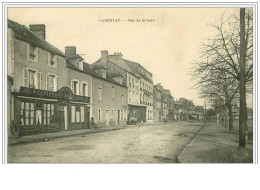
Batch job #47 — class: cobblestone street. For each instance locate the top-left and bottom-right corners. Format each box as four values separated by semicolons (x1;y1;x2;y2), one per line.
8;122;203;163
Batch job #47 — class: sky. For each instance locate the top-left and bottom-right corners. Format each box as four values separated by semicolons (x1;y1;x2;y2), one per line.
7;7;253;108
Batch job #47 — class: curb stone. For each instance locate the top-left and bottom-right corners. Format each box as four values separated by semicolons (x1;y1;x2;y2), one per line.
176;123;205;163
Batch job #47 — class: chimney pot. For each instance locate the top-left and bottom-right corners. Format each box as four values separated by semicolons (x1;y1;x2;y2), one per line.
29;24;46;40
65;46;76;55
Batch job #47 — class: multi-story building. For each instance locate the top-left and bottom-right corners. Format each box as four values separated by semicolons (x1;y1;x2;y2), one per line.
91;64;128;127
7;19;91;136
92;51;153;124
153;85;162;122
7;20;127;137
65;46;93;130
154;83;174;120
177;98;190;120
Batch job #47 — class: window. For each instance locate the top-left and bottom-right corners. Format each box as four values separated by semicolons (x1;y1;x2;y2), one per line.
23;68;40;89
37;72;42;89
112;86;115;99
82;82;89;96
76;106;80;122
98;108;102;122
129;90;131;101
132;78;134;87
20;102;35;125
28;44;37;61
71;105;83;123
47;73;58;91
71;79;79;95
43;103;54;125
129;77;131;87
98;87;102;102
49;53;57;68
79;61;83;70
28;70;36;88
71;106;75;123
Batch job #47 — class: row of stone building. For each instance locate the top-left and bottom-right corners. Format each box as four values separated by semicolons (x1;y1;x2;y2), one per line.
153;84;205;122
7;19;205;136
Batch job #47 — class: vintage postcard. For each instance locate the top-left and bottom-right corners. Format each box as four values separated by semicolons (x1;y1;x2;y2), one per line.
4;4;255;164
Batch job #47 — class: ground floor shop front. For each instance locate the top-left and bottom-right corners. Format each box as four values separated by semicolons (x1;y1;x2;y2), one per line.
12;86;91;136
127;104;146;124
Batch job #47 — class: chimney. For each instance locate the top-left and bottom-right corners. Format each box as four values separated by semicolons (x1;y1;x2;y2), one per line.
65;46;76;56
29;24;46;40
101;50;108;66
110;52;123;63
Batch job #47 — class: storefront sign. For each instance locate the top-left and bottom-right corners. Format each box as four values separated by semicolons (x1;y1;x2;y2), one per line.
19;86;90;103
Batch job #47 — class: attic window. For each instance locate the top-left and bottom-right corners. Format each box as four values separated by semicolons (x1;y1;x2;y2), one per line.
50;53;55;65
79;61;83;70
28;44;37;61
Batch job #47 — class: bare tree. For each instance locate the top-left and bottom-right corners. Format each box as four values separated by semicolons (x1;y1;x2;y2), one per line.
193;62;239;132
192;8;253;146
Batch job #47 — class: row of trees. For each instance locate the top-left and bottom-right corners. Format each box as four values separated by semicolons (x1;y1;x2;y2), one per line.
192;8;253;147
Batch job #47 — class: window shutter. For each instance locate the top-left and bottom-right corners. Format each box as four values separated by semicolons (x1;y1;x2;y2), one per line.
87;84;90;97
46;73;49;90
37;72;41;89
79;82;82;96
54;76;58;91
77;82;80;95
71;80;74;94
23;68;28;87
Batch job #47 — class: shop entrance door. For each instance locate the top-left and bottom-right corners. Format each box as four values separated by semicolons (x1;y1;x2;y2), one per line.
64;106;68;130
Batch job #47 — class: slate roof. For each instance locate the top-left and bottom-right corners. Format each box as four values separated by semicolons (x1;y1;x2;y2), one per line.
66;54;84;60
8;19;65;57
66;60;126;88
123;59;139;74
93;58;140;78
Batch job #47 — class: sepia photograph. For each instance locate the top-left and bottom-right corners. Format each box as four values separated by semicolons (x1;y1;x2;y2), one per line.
4;4;255;164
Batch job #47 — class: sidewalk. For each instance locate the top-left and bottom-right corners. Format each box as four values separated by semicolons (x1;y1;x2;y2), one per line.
177;122;253;163
8;125;137;146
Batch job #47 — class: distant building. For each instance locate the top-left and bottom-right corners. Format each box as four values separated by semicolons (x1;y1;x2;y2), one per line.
195;106;205;120
153;83;175;121
153;85;162;121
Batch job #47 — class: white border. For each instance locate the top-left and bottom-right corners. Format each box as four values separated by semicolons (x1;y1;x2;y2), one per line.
1;1;259;190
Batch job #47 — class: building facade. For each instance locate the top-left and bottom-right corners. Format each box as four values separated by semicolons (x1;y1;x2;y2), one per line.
91;64;128;127
154;83;174;121
7;19;92;136
92;51;151;124
153;85;162;122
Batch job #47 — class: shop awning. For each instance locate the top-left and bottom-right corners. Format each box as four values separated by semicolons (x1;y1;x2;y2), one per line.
15;86;90;103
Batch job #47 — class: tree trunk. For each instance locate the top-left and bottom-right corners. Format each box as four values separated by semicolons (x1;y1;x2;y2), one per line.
228;103;233;133
224;106;227;128
239;8;247;148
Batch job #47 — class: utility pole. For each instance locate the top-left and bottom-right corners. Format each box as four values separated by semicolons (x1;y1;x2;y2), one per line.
239;8;247;148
